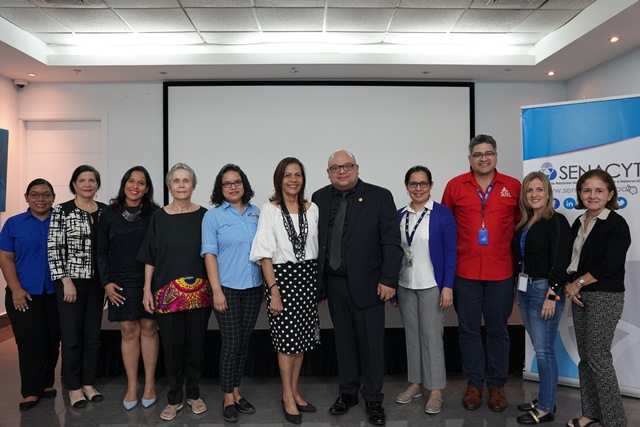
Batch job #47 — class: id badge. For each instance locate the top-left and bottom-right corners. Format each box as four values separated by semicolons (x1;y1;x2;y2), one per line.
478;228;489;245
517;272;529;292
404;250;413;267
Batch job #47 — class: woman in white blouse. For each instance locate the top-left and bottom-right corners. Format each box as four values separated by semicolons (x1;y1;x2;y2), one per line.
250;157;319;425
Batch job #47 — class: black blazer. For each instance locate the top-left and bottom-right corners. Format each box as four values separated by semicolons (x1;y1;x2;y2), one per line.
570;210;631;293
312;179;403;309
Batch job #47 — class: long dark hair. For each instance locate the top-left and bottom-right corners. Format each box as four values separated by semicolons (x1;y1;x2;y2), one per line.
110;166;158;218
270;157;307;206
209;164;255;207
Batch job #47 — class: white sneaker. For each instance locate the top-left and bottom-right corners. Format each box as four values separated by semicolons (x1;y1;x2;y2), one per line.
395;386;423;404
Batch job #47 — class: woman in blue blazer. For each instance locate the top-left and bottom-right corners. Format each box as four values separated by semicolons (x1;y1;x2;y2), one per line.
394;165;457;415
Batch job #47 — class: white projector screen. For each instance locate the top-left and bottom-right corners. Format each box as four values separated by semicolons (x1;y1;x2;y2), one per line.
164;81;474;209
164;81;474;329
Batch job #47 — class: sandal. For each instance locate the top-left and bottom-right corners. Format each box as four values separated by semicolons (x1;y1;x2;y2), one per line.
160;403;184;421
568;417;598;427
187;397;207;414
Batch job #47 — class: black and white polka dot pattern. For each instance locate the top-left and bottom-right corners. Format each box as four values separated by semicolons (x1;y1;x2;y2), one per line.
265;259;319;354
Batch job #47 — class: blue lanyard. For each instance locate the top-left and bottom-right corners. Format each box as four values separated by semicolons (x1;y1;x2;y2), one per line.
404;208;428;247
519;225;531;272
475;183;494;229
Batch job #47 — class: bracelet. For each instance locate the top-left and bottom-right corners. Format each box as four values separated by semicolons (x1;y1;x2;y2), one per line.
546;292;560;301
267;283;278;293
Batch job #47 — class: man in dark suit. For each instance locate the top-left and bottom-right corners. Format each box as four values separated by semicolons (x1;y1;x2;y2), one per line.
312;150;403;426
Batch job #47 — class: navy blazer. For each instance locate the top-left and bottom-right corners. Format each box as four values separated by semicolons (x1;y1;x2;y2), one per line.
397;201;457;291
312;179;403;309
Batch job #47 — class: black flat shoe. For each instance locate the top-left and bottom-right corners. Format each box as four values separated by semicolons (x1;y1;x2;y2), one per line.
517;399;557;413
366;401;386;426
19;399;39;411
281;400;301;424
297;402;317;413
223;403;238;423
518;409;554;425
329;393;358;415
234;397;255;414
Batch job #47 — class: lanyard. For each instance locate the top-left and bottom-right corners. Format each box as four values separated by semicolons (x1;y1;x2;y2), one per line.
519;225;531;272
404;208;428;247
475;182;495;229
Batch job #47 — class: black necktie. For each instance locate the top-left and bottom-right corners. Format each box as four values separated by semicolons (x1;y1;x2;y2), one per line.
329;194;347;270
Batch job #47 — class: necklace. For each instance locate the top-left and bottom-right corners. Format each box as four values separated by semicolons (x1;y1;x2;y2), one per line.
122;205;143;222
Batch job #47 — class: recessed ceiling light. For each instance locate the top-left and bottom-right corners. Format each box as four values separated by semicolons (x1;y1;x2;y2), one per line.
547;71;555;76
28;73;37;77
610;36;620;43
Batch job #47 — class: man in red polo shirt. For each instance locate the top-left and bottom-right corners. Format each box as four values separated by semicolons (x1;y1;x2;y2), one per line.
442;134;521;412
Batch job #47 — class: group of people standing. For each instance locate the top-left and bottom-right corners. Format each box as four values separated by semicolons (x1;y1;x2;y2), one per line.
0;138;631;427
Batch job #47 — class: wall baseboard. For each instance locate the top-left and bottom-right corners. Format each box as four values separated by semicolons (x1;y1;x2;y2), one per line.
0;313;9;329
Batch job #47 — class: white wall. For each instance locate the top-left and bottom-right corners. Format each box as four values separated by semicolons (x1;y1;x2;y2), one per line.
567;46;640;100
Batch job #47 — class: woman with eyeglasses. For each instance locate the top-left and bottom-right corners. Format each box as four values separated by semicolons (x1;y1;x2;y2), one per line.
97;166;160;410
0;179;60;410
201;164;262;423
250;157;320;424
48;165;106;408
393;166;456;415
138;163;211;421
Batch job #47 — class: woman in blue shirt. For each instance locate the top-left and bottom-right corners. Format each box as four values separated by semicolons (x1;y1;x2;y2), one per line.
0;178;60;410
201;164;262;423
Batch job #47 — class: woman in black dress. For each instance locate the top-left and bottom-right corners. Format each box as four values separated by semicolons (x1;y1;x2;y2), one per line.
138;163;211;421
97;166;159;410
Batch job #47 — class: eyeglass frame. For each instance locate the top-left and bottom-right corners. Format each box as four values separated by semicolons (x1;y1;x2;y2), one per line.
221;180;243;189
328;163;356;173
407;181;431;189
470;151;497;159
27;192;54;200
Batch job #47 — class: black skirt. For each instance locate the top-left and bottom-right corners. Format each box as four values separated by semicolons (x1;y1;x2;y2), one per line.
266;259;319;354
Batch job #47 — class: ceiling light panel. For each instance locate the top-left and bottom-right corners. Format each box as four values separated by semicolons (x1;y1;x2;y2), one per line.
256;8;325;32
186;8;258;32
115;8;195;32
326;8;395;32
389;9;464;33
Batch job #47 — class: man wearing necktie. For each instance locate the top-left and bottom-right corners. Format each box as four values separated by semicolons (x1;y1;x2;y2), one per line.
312;150;403;426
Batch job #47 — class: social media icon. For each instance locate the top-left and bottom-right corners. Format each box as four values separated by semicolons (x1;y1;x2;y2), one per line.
563;198;576;209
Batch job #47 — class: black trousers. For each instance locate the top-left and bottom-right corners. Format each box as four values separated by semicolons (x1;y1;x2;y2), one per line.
55;277;104;390
156;307;211;405
6;288;60;398
327;275;385;403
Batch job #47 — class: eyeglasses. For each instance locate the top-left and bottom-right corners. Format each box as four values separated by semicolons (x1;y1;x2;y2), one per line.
470;151;496;159
27;192;54;200
407;181;431;189
328;163;355;173
222;180;243;189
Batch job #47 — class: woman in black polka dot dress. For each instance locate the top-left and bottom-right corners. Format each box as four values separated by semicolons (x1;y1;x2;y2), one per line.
250;157;319;424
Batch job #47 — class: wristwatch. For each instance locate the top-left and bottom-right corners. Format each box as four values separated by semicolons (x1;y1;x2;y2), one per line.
578;277;586;287
546;292;560;301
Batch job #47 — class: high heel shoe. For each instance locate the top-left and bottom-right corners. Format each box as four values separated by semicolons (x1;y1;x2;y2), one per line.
70;390;87;409
82;386;103;402
281;399;301;424
142;397;157;408
123;399;138;411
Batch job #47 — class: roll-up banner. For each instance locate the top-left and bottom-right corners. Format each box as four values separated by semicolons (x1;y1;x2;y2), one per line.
521;94;640;397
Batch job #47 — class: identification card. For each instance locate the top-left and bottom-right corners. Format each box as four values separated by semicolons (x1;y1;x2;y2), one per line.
517;273;529;292
404;250;413;267
478;228;489;245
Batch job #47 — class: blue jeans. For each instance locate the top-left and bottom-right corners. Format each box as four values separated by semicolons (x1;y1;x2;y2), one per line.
519;278;565;414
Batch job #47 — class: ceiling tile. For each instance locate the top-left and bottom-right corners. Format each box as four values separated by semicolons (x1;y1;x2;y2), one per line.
103;0;179;7
541;0;596;9
399;0;473;7
186;8;258;32
390;8;464;32
326;8;395;32
255;0;326;6
45;8;132;32
470;0;545;9
180;0;253;6
453;9;532;32
115;8;194;32
0;8;70;32
31;0;107;8
256;8;325;32
0;1;37;6
329;0;399;7
512;9;579;33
